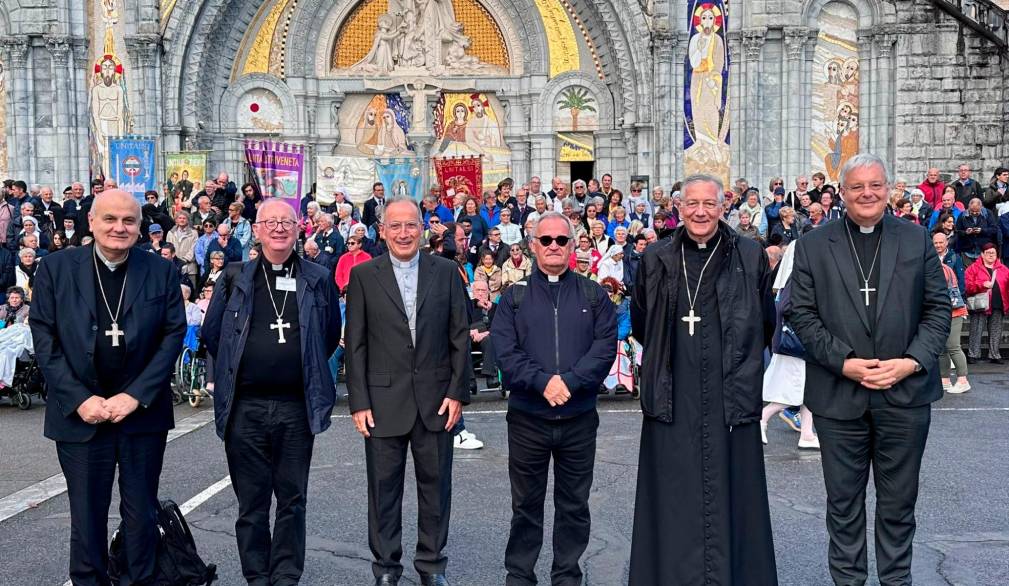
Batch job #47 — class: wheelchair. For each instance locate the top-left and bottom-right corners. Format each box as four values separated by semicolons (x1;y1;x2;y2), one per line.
3;354;47;410
173;325;212;408
600;336;641;399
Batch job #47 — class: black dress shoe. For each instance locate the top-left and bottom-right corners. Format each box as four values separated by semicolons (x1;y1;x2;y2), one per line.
374;574;399;586
991;357;1004;365
419;574;450;586
966;356;978;364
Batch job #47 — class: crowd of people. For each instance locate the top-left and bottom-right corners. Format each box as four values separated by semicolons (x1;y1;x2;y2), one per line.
1;165;1004;419
7;147;998;585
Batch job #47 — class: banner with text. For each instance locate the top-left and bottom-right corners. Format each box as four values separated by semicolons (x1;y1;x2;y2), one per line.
433;156;483;210
316;156;377;206
164;151;208;202
376;158;423;201
245;140;304;218
108;137;157;204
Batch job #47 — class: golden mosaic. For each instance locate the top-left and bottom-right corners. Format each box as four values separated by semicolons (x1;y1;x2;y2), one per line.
332;0;509;70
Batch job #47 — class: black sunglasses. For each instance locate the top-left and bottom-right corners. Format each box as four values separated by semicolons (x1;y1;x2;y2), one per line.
537;235;570;247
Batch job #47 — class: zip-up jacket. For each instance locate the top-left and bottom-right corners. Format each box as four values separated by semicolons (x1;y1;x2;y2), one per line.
631;223;775;427
491;268;617;419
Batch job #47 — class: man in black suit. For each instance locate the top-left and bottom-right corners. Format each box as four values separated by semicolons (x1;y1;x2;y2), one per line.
362;181;387;230
787;153;949;586
29;189;186;585
345;197;472;586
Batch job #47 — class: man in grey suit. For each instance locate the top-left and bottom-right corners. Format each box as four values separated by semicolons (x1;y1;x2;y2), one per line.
787;153;950;585
345;197;472;586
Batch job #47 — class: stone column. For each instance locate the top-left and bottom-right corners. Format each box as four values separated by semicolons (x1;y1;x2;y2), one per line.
46;36;73;188
2;39;31;180
653;29;677;186
874;32;896;165
742;28;766;184
857;31;874;153
726;33;742;181
802;29;817;177
500;95;530;183
71;40;91;180
784;28;808;185
529;131;554;182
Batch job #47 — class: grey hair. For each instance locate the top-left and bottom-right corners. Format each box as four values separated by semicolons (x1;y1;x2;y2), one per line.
838;153;892;188
320;213;335;224
533;211;576;239
572;179;587;189
384;196;422;223
681;174;726;203
534;195;547;204
180;284;192;299
336;203;352;215
18;247;35;259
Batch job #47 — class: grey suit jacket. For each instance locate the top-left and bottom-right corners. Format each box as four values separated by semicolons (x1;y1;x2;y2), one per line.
345;252;472;437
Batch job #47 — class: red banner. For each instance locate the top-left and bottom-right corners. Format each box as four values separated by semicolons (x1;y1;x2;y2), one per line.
434;156;483;210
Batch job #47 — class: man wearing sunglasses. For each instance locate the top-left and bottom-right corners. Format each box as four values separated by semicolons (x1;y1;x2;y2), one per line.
491;211;616;586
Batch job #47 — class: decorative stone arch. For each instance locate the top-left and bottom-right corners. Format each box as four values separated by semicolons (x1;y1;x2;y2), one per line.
220;73;301;134
800;0;896;28
288;0;536;78
535;71;615;131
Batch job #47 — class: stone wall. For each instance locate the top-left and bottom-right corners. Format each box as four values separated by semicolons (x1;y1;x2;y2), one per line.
892;3;1009;184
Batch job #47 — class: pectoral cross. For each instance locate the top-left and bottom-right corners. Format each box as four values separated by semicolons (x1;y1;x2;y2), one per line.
681;309;701;337
270;317;291;344
859;280;876;306
105;322;125;347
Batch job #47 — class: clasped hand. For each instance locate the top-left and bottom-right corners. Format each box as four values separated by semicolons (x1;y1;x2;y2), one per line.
842;358;917;390
543;375;571;407
76;393;140;425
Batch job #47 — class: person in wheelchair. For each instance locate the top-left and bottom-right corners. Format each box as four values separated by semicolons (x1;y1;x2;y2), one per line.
600;277;640;396
469;279;499;390
0;286;29;327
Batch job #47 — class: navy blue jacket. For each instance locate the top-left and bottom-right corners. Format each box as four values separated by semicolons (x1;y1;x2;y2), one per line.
203;256;342;439
30;245;186;442
491;268;617;419
204;237;243;272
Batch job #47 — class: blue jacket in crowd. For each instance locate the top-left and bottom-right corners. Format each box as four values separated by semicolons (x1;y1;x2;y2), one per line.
202;257;342;439
491;268;617;419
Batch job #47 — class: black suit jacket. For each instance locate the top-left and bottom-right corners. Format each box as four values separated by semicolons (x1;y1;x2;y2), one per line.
362;197;385;228
345;252;472;437
30;245;186;442
786;214;950;420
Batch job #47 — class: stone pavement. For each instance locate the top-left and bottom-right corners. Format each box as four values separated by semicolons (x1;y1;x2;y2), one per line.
0;375;1007;585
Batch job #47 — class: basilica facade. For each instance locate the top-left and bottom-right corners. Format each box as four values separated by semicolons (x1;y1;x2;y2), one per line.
0;0;1006;197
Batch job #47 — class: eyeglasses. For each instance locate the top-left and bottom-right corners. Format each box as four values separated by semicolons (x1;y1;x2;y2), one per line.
347;241;360;247
255;219;297;231
773;182;783;186
537;235;570;247
429;219;441;224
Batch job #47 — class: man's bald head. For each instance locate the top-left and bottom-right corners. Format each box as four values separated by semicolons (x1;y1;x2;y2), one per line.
89;189;141;259
256;198;297;222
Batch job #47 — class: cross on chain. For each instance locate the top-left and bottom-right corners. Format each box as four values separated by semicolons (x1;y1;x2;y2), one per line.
859;280;876;306
270;317;291;344
105;322;125;347
681;309;702;337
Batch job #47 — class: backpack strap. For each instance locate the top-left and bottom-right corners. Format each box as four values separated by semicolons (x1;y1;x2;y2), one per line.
511;278;528;311
575;273;601;308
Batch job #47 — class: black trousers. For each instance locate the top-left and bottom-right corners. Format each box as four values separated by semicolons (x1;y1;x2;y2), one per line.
225;398;315;586
365;416;454;579
505;408;599;586
814;403;931;586
57;426;167;586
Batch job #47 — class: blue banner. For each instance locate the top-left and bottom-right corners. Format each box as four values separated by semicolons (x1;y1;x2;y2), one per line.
376;158;423;201
108;137;157;204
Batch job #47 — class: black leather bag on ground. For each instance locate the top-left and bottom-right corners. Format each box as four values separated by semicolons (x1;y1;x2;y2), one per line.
109;499;217;585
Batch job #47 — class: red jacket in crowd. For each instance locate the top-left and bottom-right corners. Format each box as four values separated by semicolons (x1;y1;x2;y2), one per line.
918;179;946;209
964;258;1009;316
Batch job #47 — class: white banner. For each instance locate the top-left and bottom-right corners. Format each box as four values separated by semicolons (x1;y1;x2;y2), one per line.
316;156;377;205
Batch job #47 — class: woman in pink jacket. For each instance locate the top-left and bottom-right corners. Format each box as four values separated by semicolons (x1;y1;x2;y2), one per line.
964;242;1009;363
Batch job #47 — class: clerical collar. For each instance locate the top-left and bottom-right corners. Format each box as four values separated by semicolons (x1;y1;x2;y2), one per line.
390;252;420;269
684;234;718;250
262;253;296;274
95;245;129;272
845;216;881;234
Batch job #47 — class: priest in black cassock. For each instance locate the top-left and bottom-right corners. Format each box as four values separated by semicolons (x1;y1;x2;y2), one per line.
787;153;949;585
629;175;778;585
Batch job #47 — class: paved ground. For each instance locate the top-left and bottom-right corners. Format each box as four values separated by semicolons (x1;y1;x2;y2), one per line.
1;374;1008;586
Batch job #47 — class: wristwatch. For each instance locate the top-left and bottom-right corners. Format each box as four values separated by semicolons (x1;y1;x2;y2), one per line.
910;359;922;373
